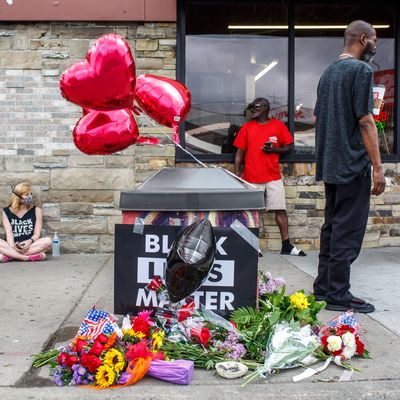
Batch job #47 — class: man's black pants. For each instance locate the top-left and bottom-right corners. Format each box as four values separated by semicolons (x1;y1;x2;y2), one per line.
313;170;371;305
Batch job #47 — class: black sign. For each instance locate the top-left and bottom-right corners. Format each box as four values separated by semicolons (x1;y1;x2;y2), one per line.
114;224;258;318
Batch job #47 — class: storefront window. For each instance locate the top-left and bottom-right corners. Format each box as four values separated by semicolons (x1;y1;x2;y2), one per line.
184;1;288;156
182;1;397;159
294;4;395;155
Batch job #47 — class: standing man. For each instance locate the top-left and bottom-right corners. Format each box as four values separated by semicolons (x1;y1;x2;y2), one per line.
313;20;385;313
234;97;306;257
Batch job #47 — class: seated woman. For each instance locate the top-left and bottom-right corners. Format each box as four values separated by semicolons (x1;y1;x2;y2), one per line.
0;182;52;262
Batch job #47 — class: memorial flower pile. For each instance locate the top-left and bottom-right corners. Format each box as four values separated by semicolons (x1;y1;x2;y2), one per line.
32;273;369;387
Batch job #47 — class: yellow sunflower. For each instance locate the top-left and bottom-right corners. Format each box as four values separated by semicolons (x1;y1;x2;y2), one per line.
289;292;310;310
123;328;146;340
95;365;116;388
151;331;165;351
103;348;125;373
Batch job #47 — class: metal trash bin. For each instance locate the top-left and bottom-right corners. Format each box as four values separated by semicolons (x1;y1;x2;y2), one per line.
115;167;264;317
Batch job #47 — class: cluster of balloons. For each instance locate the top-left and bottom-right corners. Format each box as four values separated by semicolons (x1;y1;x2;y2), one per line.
60;34;191;155
165;219;216;303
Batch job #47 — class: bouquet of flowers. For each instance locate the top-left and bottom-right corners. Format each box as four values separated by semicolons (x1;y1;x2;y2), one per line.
230;272;325;362
33;307;197;388
315;311;369;370
241;322;320;386
53;333;114;387
320;324;366;360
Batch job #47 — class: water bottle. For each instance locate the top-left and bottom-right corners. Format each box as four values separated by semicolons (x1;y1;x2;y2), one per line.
52;232;60;257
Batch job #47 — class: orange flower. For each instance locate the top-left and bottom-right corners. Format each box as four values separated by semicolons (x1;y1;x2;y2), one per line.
103;332;118;352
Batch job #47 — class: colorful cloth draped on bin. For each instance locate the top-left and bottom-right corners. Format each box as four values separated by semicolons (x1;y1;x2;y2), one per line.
122;210;259;228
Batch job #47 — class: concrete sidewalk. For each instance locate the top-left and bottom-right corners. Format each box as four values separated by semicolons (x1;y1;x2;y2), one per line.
0;248;399;399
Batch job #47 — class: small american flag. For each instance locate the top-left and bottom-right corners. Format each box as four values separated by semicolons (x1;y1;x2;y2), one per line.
76;307;118;340
325;310;360;333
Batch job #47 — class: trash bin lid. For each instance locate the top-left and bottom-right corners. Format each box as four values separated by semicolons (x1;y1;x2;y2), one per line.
119;167;265;211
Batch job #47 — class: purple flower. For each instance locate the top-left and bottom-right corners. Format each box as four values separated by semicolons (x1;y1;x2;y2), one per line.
259;272;286;295
70;363;88;385
72;375;84;385
52;366;64;386
213;330;246;360
54;376;64;386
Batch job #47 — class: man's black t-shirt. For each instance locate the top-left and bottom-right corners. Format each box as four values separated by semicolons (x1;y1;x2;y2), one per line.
314;58;374;184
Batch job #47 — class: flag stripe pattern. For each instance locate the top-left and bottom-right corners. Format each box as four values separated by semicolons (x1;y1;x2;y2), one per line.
76;308;118;340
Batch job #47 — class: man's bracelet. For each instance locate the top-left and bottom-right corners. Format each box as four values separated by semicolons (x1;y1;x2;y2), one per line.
30;238;35;243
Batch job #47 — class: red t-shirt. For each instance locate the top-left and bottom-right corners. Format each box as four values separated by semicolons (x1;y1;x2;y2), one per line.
234;119;293;183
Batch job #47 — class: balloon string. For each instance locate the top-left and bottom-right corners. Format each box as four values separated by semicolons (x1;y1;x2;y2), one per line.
136;112;257;188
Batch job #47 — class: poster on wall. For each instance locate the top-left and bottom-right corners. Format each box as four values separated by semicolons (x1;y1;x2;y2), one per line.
114;224;258;318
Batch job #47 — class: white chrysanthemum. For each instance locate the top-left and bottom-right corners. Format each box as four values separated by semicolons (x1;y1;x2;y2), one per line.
342;345;357;360
342;332;356;348
327;335;342;352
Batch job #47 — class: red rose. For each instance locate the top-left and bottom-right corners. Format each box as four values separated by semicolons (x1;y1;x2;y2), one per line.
147;276;165;292
178;310;191;322
190;327;211;346
178;301;195;322
320;335;329;349
132;317;150;336
80;352;102;373
163;312;173;324
356;338;365;355
148;280;161;291
75;338;88;354
89;341;104;357
66;355;79;369
125;341;150;361
95;333;109;344
58;352;69;366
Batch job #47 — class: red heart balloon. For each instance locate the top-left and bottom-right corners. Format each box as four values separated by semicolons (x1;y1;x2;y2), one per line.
73;109;139;155
60;34;136;110
134;74;191;143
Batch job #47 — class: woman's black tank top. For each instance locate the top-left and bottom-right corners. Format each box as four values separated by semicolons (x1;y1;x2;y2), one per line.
3;206;36;242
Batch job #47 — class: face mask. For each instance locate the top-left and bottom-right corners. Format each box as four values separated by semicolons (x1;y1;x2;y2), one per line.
361;43;376;64
23;195;33;206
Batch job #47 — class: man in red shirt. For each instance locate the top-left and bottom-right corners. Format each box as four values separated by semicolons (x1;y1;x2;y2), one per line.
234;97;306;256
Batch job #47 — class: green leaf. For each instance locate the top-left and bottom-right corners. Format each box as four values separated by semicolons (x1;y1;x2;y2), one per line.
230;306;260;327
205;359;215;370
273;285;286;307
267;309;281;325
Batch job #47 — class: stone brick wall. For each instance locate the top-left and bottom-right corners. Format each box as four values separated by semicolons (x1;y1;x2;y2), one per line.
179;162;400;251
0;22;176;253
0;22;399;253
266;163;400;251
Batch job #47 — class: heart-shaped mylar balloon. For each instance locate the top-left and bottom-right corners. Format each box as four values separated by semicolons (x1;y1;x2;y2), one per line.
134;74;191;143
60;34;136;110
73;108;139;155
165;219;216;303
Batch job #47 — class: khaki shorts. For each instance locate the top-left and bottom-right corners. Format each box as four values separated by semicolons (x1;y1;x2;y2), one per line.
253;179;286;211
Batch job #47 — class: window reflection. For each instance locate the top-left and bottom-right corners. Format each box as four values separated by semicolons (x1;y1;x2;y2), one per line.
184;1;396;157
185;2;288;155
294;4;395;155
